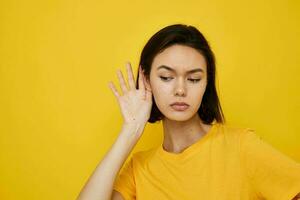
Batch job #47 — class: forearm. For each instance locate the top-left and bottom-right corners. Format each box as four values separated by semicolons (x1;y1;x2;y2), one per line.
76;123;145;200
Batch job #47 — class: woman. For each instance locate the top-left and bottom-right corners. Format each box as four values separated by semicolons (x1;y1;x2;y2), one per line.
77;24;300;200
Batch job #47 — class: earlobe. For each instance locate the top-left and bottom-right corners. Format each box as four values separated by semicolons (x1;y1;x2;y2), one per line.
144;79;152;91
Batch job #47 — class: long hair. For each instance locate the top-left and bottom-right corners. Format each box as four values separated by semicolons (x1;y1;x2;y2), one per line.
135;24;225;124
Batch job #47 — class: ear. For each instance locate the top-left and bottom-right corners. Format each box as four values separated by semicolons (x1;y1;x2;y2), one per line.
145;80;152;91
142;71;152;91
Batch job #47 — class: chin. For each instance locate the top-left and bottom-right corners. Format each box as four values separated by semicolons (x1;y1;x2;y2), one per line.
162;110;195;122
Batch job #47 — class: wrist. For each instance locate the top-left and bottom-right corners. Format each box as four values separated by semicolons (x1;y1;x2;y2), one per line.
121;122;146;138
123;120;146;128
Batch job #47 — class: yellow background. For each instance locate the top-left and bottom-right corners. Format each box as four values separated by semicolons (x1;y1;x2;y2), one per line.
0;0;299;199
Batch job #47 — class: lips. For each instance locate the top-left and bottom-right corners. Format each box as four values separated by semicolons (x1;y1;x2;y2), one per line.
170;102;189;111
170;102;189;106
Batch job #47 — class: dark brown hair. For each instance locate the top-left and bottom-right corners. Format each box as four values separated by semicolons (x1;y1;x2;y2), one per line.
135;24;225;124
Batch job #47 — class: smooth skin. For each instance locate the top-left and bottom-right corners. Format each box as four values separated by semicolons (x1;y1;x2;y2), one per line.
77;62;152;200
148;44;213;153
110;64;153;200
78;44;300;199
109;44;213;199
110;63;153;125
78;44;213;200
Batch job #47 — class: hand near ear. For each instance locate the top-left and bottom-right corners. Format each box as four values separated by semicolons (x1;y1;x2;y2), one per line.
108;62;153;133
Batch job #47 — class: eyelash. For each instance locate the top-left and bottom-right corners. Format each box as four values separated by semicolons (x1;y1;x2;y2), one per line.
159;76;201;83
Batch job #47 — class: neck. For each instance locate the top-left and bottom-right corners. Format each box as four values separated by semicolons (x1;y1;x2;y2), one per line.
161;114;212;153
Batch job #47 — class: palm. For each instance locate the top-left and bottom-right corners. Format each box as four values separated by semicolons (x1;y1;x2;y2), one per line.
108;62;153;125
118;89;152;124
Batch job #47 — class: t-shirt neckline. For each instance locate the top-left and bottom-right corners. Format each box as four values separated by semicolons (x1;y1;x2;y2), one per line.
157;122;218;160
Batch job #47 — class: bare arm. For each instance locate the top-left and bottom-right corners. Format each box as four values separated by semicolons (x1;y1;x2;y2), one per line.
77;62;153;200
76;123;145;200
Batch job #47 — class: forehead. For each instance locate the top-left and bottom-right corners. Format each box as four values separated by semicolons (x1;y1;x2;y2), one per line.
152;44;207;73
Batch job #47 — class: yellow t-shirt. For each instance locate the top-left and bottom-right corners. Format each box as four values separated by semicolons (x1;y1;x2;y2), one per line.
113;122;300;200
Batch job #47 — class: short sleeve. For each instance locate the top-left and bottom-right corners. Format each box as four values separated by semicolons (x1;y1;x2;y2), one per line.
240;128;300;200
113;156;136;200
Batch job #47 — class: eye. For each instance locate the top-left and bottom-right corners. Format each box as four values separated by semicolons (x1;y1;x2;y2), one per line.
159;76;173;81
188;78;201;83
159;76;201;83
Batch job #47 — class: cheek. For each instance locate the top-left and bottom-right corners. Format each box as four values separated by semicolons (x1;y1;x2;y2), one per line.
190;84;207;103
194;84;206;95
150;81;170;105
152;87;169;103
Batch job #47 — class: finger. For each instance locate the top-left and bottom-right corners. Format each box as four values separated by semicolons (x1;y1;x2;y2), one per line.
117;69;128;94
138;65;145;91
108;81;120;99
125;62;136;90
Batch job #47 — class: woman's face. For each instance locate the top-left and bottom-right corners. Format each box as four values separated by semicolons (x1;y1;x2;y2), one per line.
146;44;208;122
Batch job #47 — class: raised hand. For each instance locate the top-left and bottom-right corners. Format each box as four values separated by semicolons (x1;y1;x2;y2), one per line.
108;62;153;126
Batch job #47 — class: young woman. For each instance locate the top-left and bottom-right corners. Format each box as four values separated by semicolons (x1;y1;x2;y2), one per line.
77;24;300;200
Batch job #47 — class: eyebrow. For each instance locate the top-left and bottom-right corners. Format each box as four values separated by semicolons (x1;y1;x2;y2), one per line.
157;65;204;74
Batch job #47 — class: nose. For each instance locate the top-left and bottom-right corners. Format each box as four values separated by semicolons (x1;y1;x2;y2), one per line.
174;77;186;97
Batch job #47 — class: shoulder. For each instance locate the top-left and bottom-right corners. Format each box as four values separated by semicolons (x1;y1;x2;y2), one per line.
213;123;260;150
131;147;157;164
215;123;254;138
